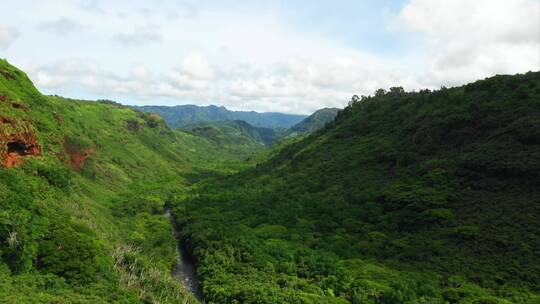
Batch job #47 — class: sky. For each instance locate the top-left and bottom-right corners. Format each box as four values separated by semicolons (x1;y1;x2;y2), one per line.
0;0;539;114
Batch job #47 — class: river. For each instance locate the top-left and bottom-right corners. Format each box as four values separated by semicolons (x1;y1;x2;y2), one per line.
164;208;203;301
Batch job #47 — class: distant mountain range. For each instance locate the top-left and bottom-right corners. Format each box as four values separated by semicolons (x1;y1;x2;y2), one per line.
136;104;340;145
135;105;307;129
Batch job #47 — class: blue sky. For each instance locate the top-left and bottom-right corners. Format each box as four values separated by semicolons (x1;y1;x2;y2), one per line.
0;0;538;114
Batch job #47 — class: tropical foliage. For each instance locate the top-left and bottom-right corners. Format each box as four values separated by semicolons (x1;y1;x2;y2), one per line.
0;59;260;303
1;58;539;304
173;72;540;304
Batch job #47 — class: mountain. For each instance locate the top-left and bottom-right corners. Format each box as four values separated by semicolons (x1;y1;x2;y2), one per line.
136;104;307;129
136;105;337;145
187;120;282;146
172;72;540;303
285;107;340;136
0;59;261;303
3;58;539;304
180;107;339;145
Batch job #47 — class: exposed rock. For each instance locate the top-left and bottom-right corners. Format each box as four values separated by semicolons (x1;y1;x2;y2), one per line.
1;133;41;168
0;116;41;168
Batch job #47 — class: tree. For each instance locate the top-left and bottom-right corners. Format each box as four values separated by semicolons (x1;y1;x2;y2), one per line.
389;87;405;95
374;89;386;97
348;95;360;106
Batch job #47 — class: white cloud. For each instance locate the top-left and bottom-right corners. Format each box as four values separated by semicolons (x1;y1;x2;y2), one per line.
0;24;19;50
394;0;540;86
26;56;359;113
72;0;104;13
4;1;539;114
131;65;155;82
113;24;162;47
397;0;538;43
177;53;214;80
39;18;86;35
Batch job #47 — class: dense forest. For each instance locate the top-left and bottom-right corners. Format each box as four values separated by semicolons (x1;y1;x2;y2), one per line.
171;72;540;303
1;58;539;304
138;106;339;145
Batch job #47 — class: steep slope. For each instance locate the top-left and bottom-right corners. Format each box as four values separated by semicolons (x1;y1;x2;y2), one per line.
136;104;307;129
173;72;540;303
0;59;259;303
285;107;340;137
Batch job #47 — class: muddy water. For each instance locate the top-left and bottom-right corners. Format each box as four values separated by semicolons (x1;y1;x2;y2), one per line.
164;209;203;300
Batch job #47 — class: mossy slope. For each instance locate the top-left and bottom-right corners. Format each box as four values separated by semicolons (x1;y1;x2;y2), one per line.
0;59;261;303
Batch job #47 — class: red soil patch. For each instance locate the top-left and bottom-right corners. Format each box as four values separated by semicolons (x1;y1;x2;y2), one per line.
0;117;15;126
1;134;41;168
0;95;7;102
64;142;95;170
1;117;41;168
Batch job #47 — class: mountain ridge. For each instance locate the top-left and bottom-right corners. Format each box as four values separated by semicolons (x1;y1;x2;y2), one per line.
136;104;307;129
285;107;340;137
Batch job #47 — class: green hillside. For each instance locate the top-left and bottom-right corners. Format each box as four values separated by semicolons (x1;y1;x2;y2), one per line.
136;104;307;129
2;58;539;304
187;120;282;146
0;59;261;303
285;107;340;137
172;72;540;303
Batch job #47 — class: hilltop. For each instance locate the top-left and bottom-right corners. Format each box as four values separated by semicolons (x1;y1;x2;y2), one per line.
285;107;340;137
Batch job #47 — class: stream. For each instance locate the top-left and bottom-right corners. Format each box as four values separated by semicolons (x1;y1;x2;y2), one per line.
164;208;203;300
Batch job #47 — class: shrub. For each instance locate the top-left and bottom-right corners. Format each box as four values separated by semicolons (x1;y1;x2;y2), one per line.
37;221;109;285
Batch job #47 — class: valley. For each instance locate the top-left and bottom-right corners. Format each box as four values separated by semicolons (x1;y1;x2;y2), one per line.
164;208;201;299
2;1;539;303
0;60;539;304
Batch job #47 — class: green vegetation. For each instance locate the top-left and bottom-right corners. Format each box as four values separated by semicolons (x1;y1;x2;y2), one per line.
187;120;282;145
2;58;539;304
285;107;340;137
172;72;540;303
0;59;262;303
138;105;338;145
